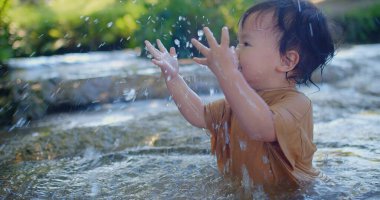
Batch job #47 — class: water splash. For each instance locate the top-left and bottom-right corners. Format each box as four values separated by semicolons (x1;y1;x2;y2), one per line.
123;89;136;102
209;88;215;96
239;140;247;151
261;155;269;164
224;122;230;145
174;39;180;47
309;23;314;37
297;0;302;12
197;30;204;36
98;42;106;48
241;165;253;192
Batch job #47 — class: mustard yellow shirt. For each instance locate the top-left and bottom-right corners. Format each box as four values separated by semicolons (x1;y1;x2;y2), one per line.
204;88;319;190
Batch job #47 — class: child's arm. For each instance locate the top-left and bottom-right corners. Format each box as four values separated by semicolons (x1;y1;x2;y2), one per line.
191;27;276;142
145;40;206;128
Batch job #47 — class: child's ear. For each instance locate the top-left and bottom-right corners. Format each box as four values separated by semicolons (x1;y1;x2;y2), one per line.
276;50;299;73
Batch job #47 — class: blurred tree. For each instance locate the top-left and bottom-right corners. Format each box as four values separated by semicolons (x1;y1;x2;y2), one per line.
4;0;380;58
0;0;12;62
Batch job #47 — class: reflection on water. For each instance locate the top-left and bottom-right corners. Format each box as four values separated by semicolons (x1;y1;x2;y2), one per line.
1;44;380;199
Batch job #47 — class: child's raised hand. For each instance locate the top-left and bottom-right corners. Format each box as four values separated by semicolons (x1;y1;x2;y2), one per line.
145;39;179;80
191;27;239;78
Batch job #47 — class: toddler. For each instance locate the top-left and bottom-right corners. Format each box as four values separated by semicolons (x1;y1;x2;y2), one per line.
145;0;334;191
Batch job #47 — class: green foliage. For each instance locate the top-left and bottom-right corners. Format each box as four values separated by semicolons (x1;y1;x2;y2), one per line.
6;0;380;58
0;0;12;62
137;0;253;58
4;0;254;58
334;3;380;44
6;0;147;57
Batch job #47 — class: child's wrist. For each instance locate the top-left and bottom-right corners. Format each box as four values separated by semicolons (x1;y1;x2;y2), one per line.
165;73;181;83
215;67;240;81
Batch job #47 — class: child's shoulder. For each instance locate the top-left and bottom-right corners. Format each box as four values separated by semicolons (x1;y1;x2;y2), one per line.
260;87;310;105
262;88;312;120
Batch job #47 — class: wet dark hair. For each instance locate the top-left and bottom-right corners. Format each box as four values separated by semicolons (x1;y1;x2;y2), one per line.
240;0;335;86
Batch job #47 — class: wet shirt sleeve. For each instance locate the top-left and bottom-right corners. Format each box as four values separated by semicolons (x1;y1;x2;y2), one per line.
269;94;316;170
204;99;231;155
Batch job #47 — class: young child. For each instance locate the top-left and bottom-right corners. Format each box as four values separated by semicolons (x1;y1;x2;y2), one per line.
145;0;334;191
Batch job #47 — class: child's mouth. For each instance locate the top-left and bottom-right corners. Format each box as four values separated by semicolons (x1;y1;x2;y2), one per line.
238;65;243;72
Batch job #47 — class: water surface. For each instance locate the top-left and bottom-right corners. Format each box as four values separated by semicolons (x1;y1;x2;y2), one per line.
1;44;380;199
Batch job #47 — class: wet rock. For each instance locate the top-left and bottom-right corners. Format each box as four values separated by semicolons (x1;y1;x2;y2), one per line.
311;58;355;84
360;79;380;96
11;80;48;125
3;43;380;126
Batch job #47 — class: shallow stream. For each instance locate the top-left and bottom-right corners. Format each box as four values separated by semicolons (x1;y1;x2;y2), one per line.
1;44;380;199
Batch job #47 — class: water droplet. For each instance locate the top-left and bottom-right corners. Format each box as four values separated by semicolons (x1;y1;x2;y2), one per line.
98;42;106;48
209;88;215;96
123;89;136;101
241;165;252;192
144;88;149;97
297;0;302;12
262;156;269;164
224;122;229;144
85;16;90;21
77;43;82;48
107;22;113;28
174;39;180;47
93;19;99;24
239;139;247;151
309;23;314;37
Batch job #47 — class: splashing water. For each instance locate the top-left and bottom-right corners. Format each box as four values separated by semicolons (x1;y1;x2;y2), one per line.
2;44;380;199
297;0;302;12
174;39;180;47
309;23;314;37
239;140;247;151
123;89;136;102
197;30;204;40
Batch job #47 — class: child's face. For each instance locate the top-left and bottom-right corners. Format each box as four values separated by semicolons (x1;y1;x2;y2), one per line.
237;11;282;90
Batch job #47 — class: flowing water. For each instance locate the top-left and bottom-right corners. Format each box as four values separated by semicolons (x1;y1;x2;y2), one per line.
1;44;380;199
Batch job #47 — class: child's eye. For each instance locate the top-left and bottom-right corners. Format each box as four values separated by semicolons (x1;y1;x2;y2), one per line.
244;42;251;47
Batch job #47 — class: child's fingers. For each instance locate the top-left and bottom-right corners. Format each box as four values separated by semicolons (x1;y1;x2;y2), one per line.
203;27;218;48
191;38;209;56
156;39;168;53
193;57;208;66
220;26;230;48
152;59;164;67
145;40;161;58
